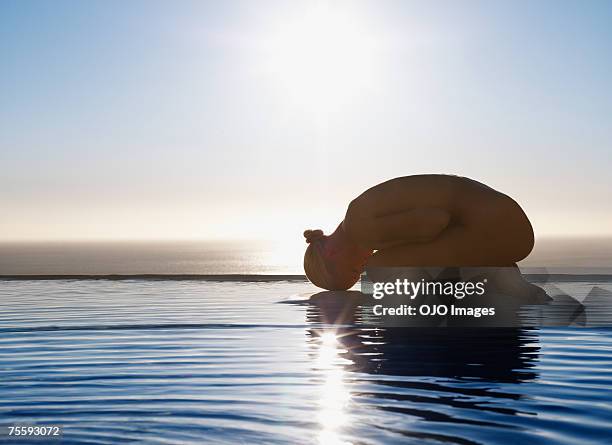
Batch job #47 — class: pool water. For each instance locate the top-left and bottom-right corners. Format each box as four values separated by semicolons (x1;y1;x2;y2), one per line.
1;280;611;444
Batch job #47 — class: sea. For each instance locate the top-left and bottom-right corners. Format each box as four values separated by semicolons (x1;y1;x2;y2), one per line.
1;238;611;444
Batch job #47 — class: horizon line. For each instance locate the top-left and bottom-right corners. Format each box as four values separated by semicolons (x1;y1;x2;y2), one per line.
1;234;612;243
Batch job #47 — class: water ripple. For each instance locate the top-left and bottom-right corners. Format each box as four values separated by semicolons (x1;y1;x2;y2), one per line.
1;280;611;444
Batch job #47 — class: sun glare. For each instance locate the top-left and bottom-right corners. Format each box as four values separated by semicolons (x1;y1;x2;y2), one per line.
261;3;381;110
313;330;353;445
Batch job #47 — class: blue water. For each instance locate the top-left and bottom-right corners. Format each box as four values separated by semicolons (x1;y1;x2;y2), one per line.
1;279;611;444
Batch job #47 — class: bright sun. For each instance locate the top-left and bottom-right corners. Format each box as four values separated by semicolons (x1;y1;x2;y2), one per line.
260;3;381;110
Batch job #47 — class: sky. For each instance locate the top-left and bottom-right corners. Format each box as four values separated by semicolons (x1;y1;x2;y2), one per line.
1;0;611;242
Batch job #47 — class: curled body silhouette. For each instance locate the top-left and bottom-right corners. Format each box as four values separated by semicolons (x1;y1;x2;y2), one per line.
304;175;535;290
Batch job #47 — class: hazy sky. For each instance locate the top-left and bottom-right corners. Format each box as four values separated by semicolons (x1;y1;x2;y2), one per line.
1;0;611;242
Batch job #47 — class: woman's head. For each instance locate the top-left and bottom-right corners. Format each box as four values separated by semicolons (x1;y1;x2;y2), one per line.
303;229;363;290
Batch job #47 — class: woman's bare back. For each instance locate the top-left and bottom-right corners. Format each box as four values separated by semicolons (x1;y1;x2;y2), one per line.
343;175;534;266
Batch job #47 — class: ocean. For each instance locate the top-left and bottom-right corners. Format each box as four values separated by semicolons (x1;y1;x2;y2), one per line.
2;237;612;276
1;239;611;444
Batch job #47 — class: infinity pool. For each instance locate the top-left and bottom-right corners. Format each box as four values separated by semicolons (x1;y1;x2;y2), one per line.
1;279;611;444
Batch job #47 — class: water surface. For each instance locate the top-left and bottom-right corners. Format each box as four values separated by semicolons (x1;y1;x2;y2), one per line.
1;279;611;444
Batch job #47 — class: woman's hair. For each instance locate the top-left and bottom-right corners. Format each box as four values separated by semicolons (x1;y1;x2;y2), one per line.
303;229;336;290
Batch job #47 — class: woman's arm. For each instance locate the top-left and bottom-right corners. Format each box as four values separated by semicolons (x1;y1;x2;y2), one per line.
344;206;451;250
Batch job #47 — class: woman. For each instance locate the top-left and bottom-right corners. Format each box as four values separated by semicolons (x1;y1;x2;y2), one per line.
304;175;535;291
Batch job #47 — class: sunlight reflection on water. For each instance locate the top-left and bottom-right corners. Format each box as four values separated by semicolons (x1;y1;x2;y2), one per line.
314;331;352;445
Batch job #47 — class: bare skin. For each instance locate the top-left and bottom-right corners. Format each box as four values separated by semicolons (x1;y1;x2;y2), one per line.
342;175;535;267
307;175;545;296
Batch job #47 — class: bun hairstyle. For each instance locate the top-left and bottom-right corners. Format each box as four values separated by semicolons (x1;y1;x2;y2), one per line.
303;229;324;244
303;229;335;290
